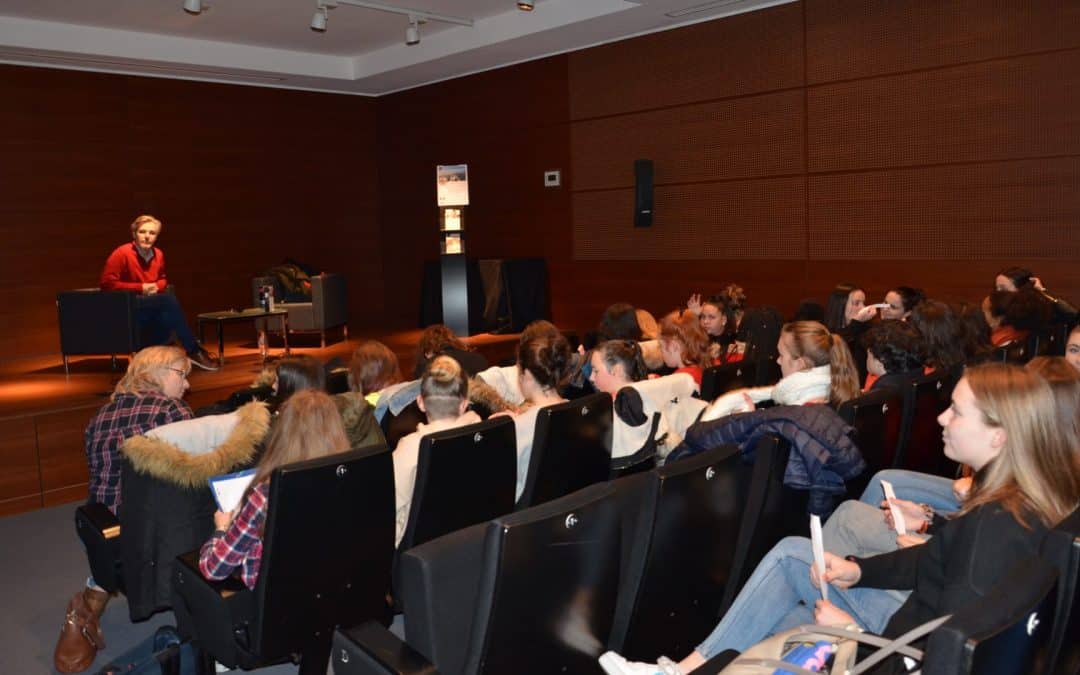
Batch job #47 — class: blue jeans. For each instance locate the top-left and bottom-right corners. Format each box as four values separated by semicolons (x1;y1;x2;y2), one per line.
136;292;198;353
858;469;959;514
695;537;905;657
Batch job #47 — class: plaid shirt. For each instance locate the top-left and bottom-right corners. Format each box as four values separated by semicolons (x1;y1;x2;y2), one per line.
199;481;268;590
84;392;193;511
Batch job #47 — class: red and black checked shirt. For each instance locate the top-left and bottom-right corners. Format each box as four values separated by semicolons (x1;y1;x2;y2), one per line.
199;481;268;590
84;392;193;511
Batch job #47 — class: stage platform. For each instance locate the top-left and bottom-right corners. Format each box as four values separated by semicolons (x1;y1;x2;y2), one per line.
0;328;522;517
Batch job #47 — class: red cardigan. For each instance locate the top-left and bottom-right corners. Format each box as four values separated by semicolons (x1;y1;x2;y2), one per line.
100;243;167;292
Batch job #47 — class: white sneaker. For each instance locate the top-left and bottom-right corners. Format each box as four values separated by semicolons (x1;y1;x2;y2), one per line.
599;651;682;675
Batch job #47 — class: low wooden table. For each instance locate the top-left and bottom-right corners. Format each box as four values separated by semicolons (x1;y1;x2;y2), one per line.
197;308;289;365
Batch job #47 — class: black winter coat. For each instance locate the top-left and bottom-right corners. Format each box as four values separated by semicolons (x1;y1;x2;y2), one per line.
118;402;269;621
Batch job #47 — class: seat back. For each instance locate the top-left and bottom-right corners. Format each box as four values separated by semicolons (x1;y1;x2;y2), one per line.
700;361;757;401
836;389;904;494
608;413;660;479
922;557;1058;675
993;342;1032;364
896;371;957;476
399;417;517;551
1041;508;1080;675
721;433;806;613
468;483;620;674
57;289;138;356
609;445;748;659
249;445;395;659
518;392;613;508
1041;321;1072;357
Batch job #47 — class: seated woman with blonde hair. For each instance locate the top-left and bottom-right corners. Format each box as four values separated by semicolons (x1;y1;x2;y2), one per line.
199;389;351;589
703;320;860;419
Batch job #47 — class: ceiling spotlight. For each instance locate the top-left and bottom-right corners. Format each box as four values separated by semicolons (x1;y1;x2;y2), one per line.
517;0;534;10
311;6;328;31
182;0;203;14
405;15;420;45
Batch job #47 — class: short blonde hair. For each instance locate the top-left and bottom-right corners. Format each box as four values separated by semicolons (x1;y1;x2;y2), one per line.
112;345;187;400
130;214;161;235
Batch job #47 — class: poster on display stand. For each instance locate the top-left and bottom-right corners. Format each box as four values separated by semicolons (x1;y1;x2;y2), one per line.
436;164;470;206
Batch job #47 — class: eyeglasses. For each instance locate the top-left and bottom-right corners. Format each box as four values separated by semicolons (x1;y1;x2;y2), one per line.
165;367;190;378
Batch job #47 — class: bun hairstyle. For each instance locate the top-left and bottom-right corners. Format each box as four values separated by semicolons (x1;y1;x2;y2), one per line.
518;332;572;391
595;339;648;383
781;321;860;406
659;309;711;368
962;363;1080;528
348;340;403;395
420;355;470;419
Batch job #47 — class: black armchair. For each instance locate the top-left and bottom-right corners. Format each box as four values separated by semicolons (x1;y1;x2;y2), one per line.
171;445;395;675
836;389;905;496
333;483;621;675
57;288;178;374
895;370;959;477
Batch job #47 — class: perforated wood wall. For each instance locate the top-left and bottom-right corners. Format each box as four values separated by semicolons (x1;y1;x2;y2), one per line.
567;0;1080;263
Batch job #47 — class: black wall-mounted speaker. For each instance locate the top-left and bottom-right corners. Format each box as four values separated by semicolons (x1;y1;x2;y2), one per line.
634;159;653;228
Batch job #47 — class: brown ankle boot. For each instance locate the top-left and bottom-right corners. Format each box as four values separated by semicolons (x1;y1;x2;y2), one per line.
53;591;105;673
83;587;109;619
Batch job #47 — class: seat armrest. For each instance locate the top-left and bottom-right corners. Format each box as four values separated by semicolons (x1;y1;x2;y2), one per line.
175;551;249;597
79;503;121;538
333;622;439;675
312;273;348;329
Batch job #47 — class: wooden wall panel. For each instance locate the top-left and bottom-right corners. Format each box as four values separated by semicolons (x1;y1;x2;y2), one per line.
36;407;95;494
572;90;805;190
807;159;1080;259
573;177;806;260
806;0;1080;84
0;417;40;506
568;3;804;120
0;65;381;361
808;51;1080;172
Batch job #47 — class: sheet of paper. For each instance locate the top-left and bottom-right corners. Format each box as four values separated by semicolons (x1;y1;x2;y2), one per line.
209;468;256;513
881;480;907;535
810;514;828;602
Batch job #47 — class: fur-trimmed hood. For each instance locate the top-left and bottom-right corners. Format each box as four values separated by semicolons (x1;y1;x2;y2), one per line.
121;402;270;488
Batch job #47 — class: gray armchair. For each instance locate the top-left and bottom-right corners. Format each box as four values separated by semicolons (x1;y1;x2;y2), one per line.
251;272;348;347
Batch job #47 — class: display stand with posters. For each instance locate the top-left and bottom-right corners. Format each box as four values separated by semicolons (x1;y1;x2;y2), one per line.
436;165;470;336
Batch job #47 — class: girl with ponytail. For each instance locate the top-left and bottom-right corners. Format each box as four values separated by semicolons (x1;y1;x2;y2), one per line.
702;321;859;420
